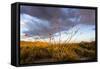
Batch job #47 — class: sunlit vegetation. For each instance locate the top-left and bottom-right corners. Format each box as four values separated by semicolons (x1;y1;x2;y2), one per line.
20;41;96;64
20;25;96;64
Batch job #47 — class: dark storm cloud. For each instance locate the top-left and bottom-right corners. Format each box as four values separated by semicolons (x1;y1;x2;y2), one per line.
20;6;62;20
21;6;95;24
21;6;49;20
21;13;76;38
79;9;95;25
20;6;95;38
20;6;80;21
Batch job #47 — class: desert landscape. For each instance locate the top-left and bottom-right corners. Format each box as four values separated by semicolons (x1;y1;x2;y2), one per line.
20;41;96;64
20;6;96;64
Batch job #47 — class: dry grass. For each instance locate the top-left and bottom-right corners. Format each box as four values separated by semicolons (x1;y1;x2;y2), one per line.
20;41;96;64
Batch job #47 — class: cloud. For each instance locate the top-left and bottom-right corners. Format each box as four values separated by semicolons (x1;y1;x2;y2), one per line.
79;9;95;25
20;13;77;38
20;6;95;39
21;14;51;37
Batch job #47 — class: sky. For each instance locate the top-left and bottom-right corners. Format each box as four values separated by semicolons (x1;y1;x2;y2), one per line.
20;5;95;43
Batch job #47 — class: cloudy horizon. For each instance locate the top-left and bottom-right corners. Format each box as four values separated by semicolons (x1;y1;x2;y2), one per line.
20;5;95;43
